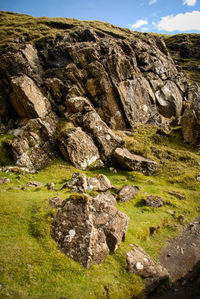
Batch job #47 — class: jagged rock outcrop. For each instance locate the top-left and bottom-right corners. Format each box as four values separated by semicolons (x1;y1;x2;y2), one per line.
0;16;199;171
114;148;158;175
126;244;169;294
51;194;129;268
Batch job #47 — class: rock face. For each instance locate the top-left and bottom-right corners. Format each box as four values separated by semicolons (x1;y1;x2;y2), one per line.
126;244;169;294
58;126;100;170
51;194;129;268
181;84;200;145
114;148;158;175
0;18;199;171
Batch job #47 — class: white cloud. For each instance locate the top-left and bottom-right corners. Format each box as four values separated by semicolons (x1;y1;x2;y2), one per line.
183;0;197;6
141;27;149;32
149;0;158;5
131;19;148;29
155;10;200;32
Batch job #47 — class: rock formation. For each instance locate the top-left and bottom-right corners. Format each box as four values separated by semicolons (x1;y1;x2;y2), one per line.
51;194;129;268
126;244;169;294
0;13;199;172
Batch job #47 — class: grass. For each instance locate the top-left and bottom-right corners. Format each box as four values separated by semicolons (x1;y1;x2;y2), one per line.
0;124;200;298
0;11;138;53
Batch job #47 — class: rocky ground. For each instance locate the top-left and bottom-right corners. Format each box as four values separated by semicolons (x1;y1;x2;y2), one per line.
151;217;200;299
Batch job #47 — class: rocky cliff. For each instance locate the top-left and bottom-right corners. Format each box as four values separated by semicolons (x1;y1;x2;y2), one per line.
0;12;200;171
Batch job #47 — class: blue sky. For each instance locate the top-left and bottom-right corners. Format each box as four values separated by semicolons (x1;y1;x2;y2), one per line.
1;0;200;34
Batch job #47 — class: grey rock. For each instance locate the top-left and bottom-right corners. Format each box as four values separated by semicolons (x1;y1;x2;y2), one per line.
143;195;164;207
126;244;169;294
117;185;138;202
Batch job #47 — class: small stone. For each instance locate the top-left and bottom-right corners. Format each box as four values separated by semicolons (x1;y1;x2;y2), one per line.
180;248;184;255
27;181;44;188
0;178;10;184
143;195;164;207
47;182;55;190
117;185;138;202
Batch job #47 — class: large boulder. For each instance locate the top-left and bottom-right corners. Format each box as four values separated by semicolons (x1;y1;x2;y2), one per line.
181;84;200;145
126;244;169;294
10;75;50;118
51;194;129;268
10;115;58;170
58;127;100;170
114;148;158;175
155;81;183;118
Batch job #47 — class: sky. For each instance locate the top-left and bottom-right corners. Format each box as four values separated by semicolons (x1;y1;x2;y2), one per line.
1;0;200;34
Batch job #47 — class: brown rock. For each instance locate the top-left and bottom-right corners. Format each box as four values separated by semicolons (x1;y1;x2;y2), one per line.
58;127;100;170
26;181;44;188
94;192;117;206
126;244;169;294
114;147;158;175
49;196;62;208
181;84;200;145
51;194;129;268
62;172;112;193
10;75;50;118
117;185;138;202
62;172;88;193
143;195;164;207
87;174;112;191
0;178;10;184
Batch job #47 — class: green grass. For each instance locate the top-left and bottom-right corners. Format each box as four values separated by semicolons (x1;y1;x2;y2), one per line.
0;125;200;298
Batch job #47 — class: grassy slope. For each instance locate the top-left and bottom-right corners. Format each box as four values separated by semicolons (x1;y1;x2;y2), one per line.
0;125;200;298
0;11;136;51
1;11;199;82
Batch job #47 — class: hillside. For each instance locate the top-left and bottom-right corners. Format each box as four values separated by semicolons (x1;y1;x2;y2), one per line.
0;11;200;299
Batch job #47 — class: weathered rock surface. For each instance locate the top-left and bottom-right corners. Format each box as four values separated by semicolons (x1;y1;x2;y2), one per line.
126;244;169;294
58;126;100;170
62;172;112;193
117;185;138;202
51;194;129;268
94;192;117;206
62;172;88;193
0;19;199;171
143;195;164;207
181;84;200;145
114;147;158;175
